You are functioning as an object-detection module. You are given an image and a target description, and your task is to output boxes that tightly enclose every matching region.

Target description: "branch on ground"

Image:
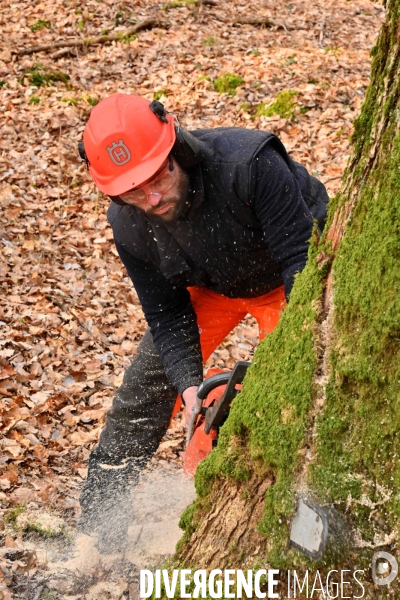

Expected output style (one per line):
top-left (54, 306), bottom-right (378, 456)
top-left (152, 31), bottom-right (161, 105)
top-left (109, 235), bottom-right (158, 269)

top-left (13, 18), bottom-right (168, 56)
top-left (213, 15), bottom-right (292, 30)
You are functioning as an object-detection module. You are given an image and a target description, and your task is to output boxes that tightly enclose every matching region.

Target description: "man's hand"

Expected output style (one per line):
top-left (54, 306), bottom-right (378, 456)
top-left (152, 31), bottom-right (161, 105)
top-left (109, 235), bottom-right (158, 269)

top-left (182, 386), bottom-right (199, 429)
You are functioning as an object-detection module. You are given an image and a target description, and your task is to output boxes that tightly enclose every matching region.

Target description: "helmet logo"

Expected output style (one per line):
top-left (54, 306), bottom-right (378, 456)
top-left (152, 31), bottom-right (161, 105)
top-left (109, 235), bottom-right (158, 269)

top-left (106, 140), bottom-right (131, 166)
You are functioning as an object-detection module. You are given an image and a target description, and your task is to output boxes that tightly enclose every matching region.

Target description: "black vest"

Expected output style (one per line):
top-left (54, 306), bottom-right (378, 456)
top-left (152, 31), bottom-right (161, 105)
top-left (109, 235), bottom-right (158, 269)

top-left (108, 128), bottom-right (328, 298)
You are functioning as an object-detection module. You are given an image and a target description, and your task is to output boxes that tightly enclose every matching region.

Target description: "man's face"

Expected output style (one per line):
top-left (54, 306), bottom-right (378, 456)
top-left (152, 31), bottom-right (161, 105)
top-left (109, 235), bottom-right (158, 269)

top-left (119, 157), bottom-right (190, 222)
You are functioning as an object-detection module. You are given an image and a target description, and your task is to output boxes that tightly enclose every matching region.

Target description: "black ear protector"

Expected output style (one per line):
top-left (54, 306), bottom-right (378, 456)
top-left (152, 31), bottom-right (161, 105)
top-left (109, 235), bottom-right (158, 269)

top-left (172, 126), bottom-right (202, 169)
top-left (149, 100), bottom-right (201, 169)
top-left (78, 141), bottom-right (89, 166)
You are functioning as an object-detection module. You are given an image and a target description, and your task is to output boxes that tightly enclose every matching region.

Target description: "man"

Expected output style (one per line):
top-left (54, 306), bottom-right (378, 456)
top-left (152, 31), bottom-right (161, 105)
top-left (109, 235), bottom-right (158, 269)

top-left (78, 93), bottom-right (328, 552)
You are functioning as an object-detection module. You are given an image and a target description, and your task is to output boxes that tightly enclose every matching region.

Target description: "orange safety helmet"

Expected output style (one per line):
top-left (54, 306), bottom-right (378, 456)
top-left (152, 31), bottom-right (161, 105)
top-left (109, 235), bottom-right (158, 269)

top-left (83, 94), bottom-right (176, 196)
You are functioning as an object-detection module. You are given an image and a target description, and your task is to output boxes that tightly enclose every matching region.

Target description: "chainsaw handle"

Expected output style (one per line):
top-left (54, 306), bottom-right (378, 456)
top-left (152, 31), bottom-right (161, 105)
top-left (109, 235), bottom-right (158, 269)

top-left (186, 373), bottom-right (230, 448)
top-left (186, 364), bottom-right (251, 447)
top-left (186, 394), bottom-right (203, 448)
top-left (196, 372), bottom-right (231, 400)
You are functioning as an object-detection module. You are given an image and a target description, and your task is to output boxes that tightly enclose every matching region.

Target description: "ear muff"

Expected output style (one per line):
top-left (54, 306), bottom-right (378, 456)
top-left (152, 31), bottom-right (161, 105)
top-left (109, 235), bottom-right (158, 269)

top-left (149, 100), bottom-right (201, 169)
top-left (78, 141), bottom-right (89, 167)
top-left (171, 127), bottom-right (201, 169)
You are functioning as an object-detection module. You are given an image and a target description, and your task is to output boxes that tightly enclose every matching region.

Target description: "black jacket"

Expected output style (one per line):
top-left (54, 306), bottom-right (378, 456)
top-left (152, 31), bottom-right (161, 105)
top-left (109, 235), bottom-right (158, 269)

top-left (108, 128), bottom-right (328, 394)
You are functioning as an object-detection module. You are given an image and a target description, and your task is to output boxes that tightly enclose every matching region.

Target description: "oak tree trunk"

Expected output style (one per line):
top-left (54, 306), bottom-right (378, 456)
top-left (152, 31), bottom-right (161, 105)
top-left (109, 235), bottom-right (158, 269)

top-left (177, 0), bottom-right (400, 594)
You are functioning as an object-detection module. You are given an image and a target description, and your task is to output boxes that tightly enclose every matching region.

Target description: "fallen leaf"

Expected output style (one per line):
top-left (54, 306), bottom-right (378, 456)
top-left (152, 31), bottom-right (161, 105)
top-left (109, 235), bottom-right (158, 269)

top-left (4, 536), bottom-right (18, 549)
top-left (33, 445), bottom-right (49, 463)
top-left (9, 487), bottom-right (37, 506)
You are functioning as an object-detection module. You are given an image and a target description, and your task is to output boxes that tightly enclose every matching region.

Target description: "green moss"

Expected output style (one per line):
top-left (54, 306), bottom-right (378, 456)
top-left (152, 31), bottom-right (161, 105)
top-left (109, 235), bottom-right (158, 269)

top-left (153, 89), bottom-right (169, 100)
top-left (20, 63), bottom-right (70, 88)
top-left (29, 95), bottom-right (40, 105)
top-left (194, 233), bottom-right (325, 561)
top-left (163, 0), bottom-right (197, 9)
top-left (202, 36), bottom-right (216, 46)
top-left (4, 504), bottom-right (26, 527)
top-left (115, 10), bottom-right (123, 25)
top-left (30, 19), bottom-right (51, 31)
top-left (178, 501), bottom-right (196, 545)
top-left (197, 75), bottom-right (211, 83)
top-left (82, 94), bottom-right (99, 106)
top-left (213, 73), bottom-right (244, 96)
top-left (118, 32), bottom-right (138, 43)
top-left (61, 97), bottom-right (78, 106)
top-left (23, 521), bottom-right (63, 538)
top-left (285, 54), bottom-right (297, 65)
top-left (351, 1), bottom-right (400, 157)
top-left (310, 129), bottom-right (400, 543)
top-left (254, 90), bottom-right (298, 119)
top-left (174, 0), bottom-right (400, 577)
top-left (4, 504), bottom-right (68, 540)
top-left (323, 46), bottom-right (341, 56)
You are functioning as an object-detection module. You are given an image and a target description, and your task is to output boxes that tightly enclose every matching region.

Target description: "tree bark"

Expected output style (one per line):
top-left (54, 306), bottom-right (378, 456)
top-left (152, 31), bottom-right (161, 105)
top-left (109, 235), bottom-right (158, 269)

top-left (177, 0), bottom-right (400, 592)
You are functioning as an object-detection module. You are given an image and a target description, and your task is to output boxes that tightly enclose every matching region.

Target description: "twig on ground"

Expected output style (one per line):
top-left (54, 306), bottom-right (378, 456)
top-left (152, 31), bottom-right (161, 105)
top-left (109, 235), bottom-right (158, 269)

top-left (212, 15), bottom-right (291, 29)
top-left (319, 21), bottom-right (325, 47)
top-left (13, 18), bottom-right (167, 56)
top-left (51, 47), bottom-right (78, 59)
top-left (323, 175), bottom-right (343, 183)
top-left (214, 16), bottom-right (276, 27)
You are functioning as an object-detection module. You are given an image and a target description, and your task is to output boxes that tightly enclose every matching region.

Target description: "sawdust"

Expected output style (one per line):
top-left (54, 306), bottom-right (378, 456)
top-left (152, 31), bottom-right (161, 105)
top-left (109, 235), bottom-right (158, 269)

top-left (2, 464), bottom-right (195, 598)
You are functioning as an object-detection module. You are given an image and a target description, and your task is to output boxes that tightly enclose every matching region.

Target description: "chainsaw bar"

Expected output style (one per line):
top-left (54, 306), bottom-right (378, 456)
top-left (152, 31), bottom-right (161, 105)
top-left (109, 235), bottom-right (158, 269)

top-left (186, 361), bottom-right (250, 447)
top-left (204, 361), bottom-right (250, 434)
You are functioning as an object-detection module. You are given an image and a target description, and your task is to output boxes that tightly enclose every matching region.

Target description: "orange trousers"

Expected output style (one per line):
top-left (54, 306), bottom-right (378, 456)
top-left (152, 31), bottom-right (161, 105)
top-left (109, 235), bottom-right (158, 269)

top-left (171, 285), bottom-right (286, 417)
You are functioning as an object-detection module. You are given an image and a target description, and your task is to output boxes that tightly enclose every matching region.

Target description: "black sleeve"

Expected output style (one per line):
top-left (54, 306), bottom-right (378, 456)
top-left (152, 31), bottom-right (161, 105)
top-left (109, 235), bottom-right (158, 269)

top-left (251, 145), bottom-right (314, 298)
top-left (115, 241), bottom-right (203, 395)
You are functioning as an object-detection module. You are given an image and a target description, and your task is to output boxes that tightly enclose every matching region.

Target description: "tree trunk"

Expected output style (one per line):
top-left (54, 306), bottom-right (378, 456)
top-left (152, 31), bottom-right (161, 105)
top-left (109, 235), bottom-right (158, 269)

top-left (177, 0), bottom-right (400, 592)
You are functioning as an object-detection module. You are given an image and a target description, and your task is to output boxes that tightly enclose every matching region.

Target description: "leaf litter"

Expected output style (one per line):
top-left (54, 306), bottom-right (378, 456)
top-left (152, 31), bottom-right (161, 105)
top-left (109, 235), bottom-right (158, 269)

top-left (0, 0), bottom-right (384, 596)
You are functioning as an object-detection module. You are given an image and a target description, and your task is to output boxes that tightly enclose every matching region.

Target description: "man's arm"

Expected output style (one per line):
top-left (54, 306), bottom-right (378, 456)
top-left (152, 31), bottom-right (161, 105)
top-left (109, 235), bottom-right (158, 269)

top-left (114, 240), bottom-right (203, 397)
top-left (250, 145), bottom-right (315, 299)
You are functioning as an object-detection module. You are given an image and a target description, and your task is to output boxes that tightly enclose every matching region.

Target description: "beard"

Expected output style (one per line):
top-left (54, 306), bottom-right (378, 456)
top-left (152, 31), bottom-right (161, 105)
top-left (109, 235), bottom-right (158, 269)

top-left (145, 169), bottom-right (191, 223)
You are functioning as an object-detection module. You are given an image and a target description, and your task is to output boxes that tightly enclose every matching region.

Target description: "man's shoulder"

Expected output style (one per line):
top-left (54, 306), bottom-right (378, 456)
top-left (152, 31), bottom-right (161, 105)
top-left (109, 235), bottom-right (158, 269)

top-left (107, 202), bottom-right (148, 230)
top-left (107, 201), bottom-right (124, 226)
top-left (190, 127), bottom-right (277, 164)
top-left (107, 202), bottom-right (153, 251)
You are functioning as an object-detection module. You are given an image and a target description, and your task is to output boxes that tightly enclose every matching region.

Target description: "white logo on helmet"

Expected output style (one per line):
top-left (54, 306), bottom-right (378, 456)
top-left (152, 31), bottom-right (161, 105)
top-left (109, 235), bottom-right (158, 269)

top-left (106, 140), bottom-right (131, 166)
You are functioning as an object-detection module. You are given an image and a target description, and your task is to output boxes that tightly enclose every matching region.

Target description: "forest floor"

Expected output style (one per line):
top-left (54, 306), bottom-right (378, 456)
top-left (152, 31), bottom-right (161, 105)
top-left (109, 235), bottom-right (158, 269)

top-left (0, 0), bottom-right (384, 597)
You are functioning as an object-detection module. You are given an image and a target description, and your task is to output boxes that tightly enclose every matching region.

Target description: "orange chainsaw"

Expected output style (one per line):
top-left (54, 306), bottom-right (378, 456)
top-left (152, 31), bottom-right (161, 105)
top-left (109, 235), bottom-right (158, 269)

top-left (184, 361), bottom-right (250, 477)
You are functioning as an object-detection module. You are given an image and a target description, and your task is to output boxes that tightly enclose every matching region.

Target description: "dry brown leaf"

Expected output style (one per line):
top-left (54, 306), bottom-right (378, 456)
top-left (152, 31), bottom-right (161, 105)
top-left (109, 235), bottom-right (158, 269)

top-left (4, 536), bottom-right (18, 549)
top-left (9, 487), bottom-right (37, 506)
top-left (38, 482), bottom-right (59, 505)
top-left (0, 471), bottom-right (18, 486)
top-left (33, 445), bottom-right (49, 463)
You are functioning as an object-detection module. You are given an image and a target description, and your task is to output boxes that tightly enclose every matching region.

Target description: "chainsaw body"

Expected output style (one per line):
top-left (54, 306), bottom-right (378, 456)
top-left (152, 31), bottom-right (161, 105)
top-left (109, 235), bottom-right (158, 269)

top-left (184, 361), bottom-right (250, 477)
